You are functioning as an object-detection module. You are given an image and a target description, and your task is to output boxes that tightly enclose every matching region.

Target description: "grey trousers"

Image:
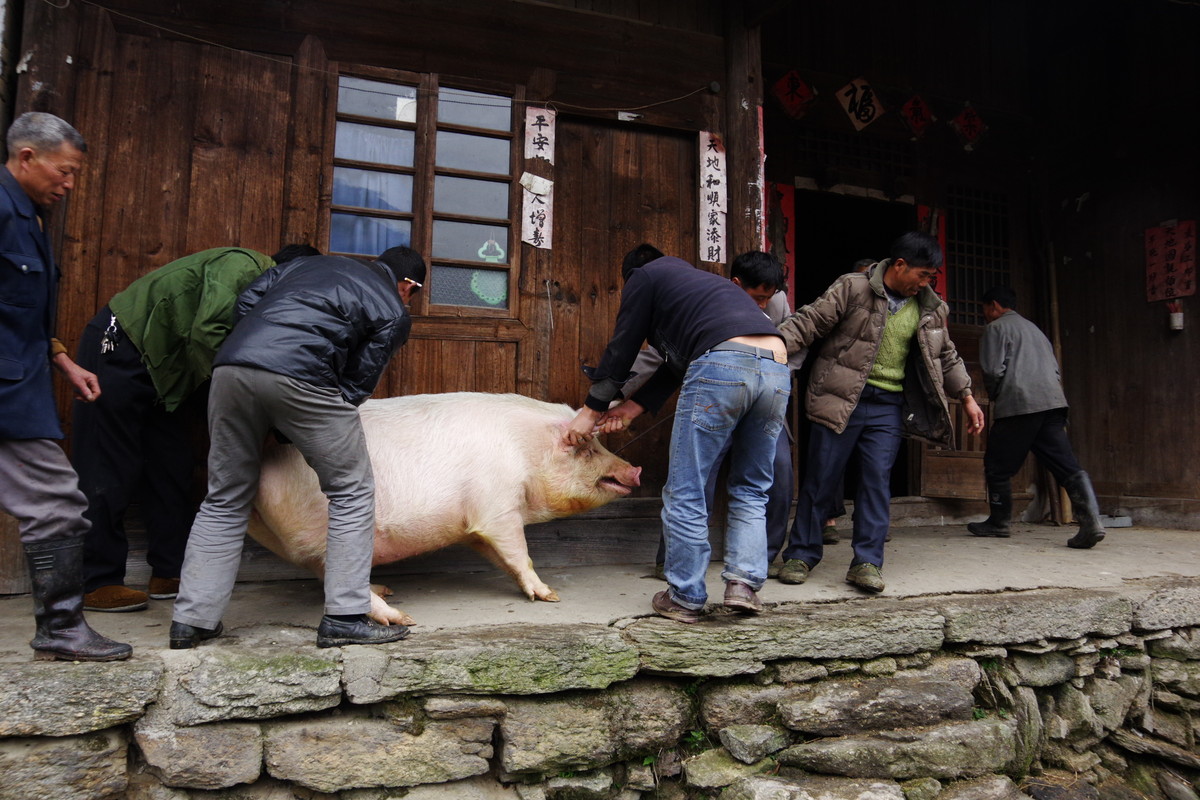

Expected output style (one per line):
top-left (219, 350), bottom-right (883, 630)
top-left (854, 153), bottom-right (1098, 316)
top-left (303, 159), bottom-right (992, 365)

top-left (172, 366), bottom-right (376, 629)
top-left (0, 438), bottom-right (90, 544)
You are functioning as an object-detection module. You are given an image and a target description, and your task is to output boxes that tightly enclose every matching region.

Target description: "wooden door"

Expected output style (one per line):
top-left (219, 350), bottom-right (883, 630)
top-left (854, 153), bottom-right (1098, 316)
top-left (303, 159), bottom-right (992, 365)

top-left (545, 118), bottom-right (700, 496)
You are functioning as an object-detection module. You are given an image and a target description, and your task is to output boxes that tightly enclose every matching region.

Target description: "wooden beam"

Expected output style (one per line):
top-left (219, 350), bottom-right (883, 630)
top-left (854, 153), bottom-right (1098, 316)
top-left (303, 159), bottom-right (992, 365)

top-left (722, 0), bottom-right (765, 260)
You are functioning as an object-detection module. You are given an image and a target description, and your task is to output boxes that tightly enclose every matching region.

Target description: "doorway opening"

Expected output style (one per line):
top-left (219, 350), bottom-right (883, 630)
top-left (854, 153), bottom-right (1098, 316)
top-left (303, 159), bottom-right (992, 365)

top-left (789, 189), bottom-right (919, 497)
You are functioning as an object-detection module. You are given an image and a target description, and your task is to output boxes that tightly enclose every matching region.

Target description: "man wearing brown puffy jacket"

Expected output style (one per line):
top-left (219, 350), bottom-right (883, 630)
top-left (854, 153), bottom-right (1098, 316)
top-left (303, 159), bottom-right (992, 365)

top-left (775, 231), bottom-right (984, 593)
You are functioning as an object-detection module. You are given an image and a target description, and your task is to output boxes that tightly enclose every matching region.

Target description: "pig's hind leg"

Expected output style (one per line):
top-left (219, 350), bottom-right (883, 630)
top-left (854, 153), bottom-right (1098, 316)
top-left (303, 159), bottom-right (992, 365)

top-left (289, 551), bottom-right (415, 627)
top-left (467, 513), bottom-right (559, 602)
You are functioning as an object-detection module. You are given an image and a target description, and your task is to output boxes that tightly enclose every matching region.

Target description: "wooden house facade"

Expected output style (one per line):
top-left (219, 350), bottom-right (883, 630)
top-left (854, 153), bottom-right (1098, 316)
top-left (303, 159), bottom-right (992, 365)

top-left (1, 0), bottom-right (1195, 589)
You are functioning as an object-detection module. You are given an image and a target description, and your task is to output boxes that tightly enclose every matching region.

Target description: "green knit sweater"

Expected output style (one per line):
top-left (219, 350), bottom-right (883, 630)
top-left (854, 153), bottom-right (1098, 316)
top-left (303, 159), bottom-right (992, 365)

top-left (867, 299), bottom-right (919, 392)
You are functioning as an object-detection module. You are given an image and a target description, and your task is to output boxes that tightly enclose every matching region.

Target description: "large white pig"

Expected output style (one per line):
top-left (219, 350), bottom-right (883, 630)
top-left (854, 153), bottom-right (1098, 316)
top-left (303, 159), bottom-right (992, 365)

top-left (248, 392), bottom-right (642, 624)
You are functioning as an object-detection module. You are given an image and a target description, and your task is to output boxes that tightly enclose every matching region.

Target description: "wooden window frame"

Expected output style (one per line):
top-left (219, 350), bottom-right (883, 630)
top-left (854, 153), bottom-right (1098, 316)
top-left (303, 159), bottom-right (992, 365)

top-left (325, 64), bottom-right (525, 321)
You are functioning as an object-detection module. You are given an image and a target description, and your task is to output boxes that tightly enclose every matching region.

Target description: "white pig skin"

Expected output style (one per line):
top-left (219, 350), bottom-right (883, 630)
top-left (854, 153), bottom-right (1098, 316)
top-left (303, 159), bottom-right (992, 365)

top-left (248, 392), bottom-right (642, 625)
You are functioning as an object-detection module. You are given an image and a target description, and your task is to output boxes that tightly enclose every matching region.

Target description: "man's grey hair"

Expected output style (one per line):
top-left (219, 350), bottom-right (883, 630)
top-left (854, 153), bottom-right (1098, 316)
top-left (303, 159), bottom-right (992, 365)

top-left (6, 112), bottom-right (87, 155)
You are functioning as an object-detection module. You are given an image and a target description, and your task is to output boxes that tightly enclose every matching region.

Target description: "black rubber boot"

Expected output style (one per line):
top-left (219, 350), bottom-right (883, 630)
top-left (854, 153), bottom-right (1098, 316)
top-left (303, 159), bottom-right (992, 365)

top-left (968, 480), bottom-right (1012, 537)
top-left (1063, 471), bottom-right (1106, 549)
top-left (25, 538), bottom-right (133, 661)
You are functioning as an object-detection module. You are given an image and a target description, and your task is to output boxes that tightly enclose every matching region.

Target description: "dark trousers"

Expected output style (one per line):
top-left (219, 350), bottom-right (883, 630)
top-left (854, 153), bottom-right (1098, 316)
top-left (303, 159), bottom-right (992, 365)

top-left (783, 385), bottom-right (903, 569)
top-left (983, 407), bottom-right (1082, 485)
top-left (72, 308), bottom-right (198, 591)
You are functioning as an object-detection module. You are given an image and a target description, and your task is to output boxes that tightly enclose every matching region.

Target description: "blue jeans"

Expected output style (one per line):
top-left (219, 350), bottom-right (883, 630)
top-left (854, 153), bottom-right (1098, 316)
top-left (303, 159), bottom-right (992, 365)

top-left (662, 350), bottom-right (790, 609)
top-left (784, 384), bottom-right (903, 570)
top-left (654, 421), bottom-right (794, 566)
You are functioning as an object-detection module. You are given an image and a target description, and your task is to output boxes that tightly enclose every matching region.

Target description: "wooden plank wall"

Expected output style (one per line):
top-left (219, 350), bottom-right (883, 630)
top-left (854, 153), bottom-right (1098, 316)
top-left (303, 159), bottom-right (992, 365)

top-left (547, 118), bottom-right (701, 495)
top-left (1039, 1), bottom-right (1199, 505)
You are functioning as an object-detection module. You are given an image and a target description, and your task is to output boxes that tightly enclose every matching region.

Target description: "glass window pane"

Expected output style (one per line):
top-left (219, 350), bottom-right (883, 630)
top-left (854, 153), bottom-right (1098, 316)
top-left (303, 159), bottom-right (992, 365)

top-left (335, 122), bottom-right (415, 168)
top-left (430, 265), bottom-right (508, 309)
top-left (433, 175), bottom-right (508, 218)
top-left (438, 87), bottom-right (511, 131)
top-left (333, 167), bottom-right (413, 213)
top-left (330, 212), bottom-right (411, 257)
top-left (432, 220), bottom-right (509, 264)
top-left (435, 131), bottom-right (509, 174)
top-left (338, 76), bottom-right (418, 122)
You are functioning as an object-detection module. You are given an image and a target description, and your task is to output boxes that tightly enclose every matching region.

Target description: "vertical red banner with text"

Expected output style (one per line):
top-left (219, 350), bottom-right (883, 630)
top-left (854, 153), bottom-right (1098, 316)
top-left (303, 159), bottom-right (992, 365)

top-left (917, 205), bottom-right (948, 302)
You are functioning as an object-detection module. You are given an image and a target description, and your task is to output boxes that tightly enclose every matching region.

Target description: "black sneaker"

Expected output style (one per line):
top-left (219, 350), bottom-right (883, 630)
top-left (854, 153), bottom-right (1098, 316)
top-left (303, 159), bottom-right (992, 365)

top-left (169, 621), bottom-right (223, 649)
top-left (316, 615), bottom-right (409, 648)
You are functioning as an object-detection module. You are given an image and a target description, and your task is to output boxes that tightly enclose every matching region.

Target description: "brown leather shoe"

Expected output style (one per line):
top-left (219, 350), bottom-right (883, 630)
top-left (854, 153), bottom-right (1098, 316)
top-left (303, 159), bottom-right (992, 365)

top-left (83, 585), bottom-right (148, 612)
top-left (723, 581), bottom-right (764, 614)
top-left (148, 576), bottom-right (180, 599)
top-left (651, 590), bottom-right (703, 624)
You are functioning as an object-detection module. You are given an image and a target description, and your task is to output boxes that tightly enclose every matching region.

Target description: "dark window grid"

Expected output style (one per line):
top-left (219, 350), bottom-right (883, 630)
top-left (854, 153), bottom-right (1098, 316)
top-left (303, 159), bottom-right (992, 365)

top-left (793, 128), bottom-right (915, 176)
top-left (946, 185), bottom-right (1011, 325)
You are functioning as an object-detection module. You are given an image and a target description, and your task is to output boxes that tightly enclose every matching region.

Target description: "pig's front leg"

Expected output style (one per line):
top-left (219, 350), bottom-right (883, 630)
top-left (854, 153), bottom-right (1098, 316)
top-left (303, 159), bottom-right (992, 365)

top-left (468, 512), bottom-right (559, 602)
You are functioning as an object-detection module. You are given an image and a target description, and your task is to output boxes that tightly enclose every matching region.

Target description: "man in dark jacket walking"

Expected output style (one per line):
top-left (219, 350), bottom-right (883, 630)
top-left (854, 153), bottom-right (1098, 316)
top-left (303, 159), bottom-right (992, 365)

top-left (967, 285), bottom-right (1104, 547)
top-left (169, 247), bottom-right (425, 649)
top-left (0, 111), bottom-right (131, 661)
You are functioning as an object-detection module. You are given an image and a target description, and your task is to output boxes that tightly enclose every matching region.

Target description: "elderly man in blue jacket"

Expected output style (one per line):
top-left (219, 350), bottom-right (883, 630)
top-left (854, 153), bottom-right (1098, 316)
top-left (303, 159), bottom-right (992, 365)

top-left (0, 111), bottom-right (131, 661)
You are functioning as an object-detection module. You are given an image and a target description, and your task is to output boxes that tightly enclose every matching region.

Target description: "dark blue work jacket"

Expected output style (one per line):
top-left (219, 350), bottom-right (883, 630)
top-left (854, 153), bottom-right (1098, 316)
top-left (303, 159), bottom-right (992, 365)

top-left (0, 166), bottom-right (64, 439)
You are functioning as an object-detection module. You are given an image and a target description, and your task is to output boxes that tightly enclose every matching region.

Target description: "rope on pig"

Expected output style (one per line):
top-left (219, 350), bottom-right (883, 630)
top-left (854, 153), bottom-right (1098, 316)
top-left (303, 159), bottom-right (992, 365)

top-left (610, 411), bottom-right (675, 454)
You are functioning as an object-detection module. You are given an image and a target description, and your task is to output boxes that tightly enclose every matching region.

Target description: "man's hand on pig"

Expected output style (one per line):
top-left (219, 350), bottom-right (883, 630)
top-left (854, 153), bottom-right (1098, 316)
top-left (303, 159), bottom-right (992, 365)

top-left (597, 399), bottom-right (644, 434)
top-left (564, 406), bottom-right (603, 446)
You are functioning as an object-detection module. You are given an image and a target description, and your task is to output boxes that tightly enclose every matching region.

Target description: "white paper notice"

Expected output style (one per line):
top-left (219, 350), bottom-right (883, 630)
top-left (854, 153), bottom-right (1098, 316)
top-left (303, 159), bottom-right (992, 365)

top-left (522, 176), bottom-right (553, 249)
top-left (524, 107), bottom-right (556, 164)
top-left (699, 131), bottom-right (727, 264)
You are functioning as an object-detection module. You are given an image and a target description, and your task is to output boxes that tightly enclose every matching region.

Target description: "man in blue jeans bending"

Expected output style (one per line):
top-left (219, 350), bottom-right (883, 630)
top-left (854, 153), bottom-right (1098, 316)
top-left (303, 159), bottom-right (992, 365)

top-left (564, 245), bottom-right (790, 622)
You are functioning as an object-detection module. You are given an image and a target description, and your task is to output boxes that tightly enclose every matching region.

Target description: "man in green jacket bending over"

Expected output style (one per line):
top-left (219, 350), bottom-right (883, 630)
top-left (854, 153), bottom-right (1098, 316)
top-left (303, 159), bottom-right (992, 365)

top-left (73, 244), bottom-right (318, 612)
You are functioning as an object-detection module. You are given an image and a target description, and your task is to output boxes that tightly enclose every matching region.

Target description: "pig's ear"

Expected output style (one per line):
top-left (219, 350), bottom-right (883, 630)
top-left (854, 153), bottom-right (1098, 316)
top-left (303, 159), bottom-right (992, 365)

top-left (555, 421), bottom-right (594, 455)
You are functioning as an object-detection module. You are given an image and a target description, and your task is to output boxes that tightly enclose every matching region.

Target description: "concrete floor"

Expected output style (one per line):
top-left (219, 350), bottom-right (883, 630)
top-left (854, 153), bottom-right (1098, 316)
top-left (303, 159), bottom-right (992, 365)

top-left (0, 522), bottom-right (1196, 661)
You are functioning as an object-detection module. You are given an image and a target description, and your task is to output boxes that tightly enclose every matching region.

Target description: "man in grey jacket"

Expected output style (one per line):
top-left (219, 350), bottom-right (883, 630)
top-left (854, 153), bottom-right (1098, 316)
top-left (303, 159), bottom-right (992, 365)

top-left (967, 286), bottom-right (1104, 548)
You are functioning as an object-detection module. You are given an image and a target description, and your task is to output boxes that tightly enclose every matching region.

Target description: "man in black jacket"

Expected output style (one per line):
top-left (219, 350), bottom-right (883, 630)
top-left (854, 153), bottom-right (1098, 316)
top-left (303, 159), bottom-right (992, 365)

top-left (169, 247), bottom-right (425, 649)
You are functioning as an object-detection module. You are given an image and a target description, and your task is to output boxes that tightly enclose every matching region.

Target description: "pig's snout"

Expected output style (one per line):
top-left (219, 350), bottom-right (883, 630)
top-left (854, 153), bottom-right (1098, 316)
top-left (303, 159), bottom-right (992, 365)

top-left (600, 464), bottom-right (642, 495)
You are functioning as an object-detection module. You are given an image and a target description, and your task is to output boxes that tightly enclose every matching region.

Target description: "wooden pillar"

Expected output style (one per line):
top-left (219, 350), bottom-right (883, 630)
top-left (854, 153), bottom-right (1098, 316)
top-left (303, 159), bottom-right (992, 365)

top-left (723, 2), bottom-right (765, 263)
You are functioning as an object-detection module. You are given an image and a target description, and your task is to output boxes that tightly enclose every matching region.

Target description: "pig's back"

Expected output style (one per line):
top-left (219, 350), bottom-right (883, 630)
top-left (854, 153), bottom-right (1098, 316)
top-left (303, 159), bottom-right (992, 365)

top-left (360, 392), bottom-right (571, 524)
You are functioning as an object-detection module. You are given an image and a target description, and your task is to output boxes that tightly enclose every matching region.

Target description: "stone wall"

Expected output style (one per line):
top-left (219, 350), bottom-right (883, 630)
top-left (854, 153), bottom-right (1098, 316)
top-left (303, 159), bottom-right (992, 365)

top-left (1, 578), bottom-right (1198, 800)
